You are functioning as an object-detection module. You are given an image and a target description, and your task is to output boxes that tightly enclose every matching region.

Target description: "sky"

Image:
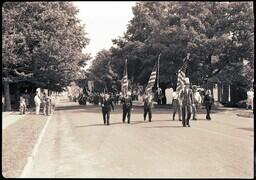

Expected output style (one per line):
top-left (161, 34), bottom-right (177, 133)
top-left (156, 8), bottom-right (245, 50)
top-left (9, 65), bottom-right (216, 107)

top-left (73, 1), bottom-right (136, 59)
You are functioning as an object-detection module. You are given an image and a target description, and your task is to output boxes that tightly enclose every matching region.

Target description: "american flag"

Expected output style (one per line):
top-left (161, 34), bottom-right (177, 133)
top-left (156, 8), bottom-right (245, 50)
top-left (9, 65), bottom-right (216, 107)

top-left (122, 59), bottom-right (128, 95)
top-left (176, 57), bottom-right (189, 94)
top-left (145, 62), bottom-right (157, 93)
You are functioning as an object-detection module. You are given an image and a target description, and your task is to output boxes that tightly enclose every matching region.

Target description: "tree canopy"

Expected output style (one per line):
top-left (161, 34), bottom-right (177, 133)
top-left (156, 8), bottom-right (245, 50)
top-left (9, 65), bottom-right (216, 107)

top-left (88, 2), bottom-right (254, 92)
top-left (2, 2), bottom-right (90, 110)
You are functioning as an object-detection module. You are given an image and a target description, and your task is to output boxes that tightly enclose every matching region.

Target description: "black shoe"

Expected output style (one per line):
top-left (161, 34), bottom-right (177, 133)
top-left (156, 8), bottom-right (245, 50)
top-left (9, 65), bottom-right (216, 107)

top-left (179, 119), bottom-right (182, 121)
top-left (149, 120), bottom-right (151, 122)
top-left (187, 124), bottom-right (191, 127)
top-left (128, 121), bottom-right (130, 124)
top-left (194, 118), bottom-right (197, 120)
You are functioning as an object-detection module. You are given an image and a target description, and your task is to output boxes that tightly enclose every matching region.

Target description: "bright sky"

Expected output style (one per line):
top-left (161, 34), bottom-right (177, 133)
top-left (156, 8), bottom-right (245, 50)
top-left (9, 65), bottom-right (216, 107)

top-left (73, 1), bottom-right (136, 59)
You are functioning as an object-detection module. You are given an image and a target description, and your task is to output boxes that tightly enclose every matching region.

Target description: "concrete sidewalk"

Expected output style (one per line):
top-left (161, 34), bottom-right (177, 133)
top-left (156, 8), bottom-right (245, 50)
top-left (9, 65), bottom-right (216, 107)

top-left (2, 111), bottom-right (31, 130)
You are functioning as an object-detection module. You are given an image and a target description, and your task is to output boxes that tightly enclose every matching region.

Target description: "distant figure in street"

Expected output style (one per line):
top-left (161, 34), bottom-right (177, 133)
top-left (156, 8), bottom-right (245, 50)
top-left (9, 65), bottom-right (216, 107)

top-left (191, 85), bottom-right (201, 120)
top-left (179, 78), bottom-right (194, 127)
top-left (172, 92), bottom-right (181, 121)
top-left (99, 93), bottom-right (114, 125)
top-left (143, 91), bottom-right (153, 122)
top-left (121, 91), bottom-right (133, 124)
top-left (247, 88), bottom-right (254, 110)
top-left (203, 89), bottom-right (214, 120)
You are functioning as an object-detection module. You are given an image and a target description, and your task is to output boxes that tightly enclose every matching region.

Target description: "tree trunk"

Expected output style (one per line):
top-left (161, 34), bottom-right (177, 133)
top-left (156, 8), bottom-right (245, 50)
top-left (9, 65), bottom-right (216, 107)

top-left (4, 81), bottom-right (11, 111)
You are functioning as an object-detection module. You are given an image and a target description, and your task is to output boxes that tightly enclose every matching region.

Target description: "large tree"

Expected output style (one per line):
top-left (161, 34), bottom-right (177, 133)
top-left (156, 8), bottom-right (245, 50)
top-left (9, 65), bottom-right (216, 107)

top-left (2, 2), bottom-right (90, 110)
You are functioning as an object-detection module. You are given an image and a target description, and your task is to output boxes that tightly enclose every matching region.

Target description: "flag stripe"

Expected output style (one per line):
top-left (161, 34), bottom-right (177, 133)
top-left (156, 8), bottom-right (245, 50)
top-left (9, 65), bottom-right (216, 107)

top-left (145, 63), bottom-right (157, 93)
top-left (176, 59), bottom-right (189, 95)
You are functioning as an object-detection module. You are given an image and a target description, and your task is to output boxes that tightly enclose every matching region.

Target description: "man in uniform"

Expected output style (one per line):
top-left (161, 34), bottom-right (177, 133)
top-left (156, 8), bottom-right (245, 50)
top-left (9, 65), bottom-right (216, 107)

top-left (99, 93), bottom-right (114, 125)
top-left (121, 91), bottom-right (133, 124)
top-left (179, 78), bottom-right (194, 127)
top-left (143, 91), bottom-right (153, 122)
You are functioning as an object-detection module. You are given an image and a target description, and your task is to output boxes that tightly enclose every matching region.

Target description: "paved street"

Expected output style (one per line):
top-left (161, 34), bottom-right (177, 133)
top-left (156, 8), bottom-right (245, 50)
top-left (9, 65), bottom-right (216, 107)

top-left (29, 98), bottom-right (254, 178)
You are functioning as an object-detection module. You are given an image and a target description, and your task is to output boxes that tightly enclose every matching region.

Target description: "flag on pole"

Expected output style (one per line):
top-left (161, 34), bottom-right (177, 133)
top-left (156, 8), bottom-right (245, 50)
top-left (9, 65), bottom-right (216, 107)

top-left (176, 55), bottom-right (189, 94)
top-left (145, 62), bottom-right (158, 93)
top-left (122, 59), bottom-right (128, 95)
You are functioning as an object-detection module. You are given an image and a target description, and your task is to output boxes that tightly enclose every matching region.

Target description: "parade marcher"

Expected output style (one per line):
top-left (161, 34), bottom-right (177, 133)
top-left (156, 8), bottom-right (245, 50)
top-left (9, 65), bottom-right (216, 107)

top-left (179, 78), bottom-right (194, 127)
top-left (34, 91), bottom-right (41, 115)
top-left (247, 88), bottom-right (254, 110)
top-left (203, 89), bottom-right (214, 120)
top-left (121, 91), bottom-right (133, 124)
top-left (99, 93), bottom-right (114, 125)
top-left (191, 85), bottom-right (201, 120)
top-left (172, 91), bottom-right (181, 121)
top-left (143, 91), bottom-right (153, 122)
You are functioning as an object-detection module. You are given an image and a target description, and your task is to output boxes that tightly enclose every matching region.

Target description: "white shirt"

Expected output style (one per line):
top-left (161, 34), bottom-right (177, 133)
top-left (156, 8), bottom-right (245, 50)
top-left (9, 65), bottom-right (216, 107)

top-left (34, 95), bottom-right (41, 104)
top-left (247, 91), bottom-right (253, 99)
top-left (194, 92), bottom-right (201, 103)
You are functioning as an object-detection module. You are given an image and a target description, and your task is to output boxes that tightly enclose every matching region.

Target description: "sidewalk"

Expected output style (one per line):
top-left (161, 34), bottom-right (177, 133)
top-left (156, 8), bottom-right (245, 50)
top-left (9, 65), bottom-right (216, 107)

top-left (2, 111), bottom-right (33, 130)
top-left (2, 97), bottom-right (61, 178)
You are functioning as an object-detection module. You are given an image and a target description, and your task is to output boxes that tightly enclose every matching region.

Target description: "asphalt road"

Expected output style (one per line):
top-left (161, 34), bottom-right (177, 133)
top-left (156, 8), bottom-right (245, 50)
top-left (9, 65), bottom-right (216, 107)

top-left (29, 98), bottom-right (254, 178)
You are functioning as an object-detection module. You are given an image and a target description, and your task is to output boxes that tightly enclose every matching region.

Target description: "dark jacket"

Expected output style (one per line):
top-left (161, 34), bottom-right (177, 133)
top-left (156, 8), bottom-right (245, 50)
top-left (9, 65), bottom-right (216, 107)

top-left (203, 94), bottom-right (214, 106)
top-left (121, 96), bottom-right (133, 110)
top-left (100, 97), bottom-right (114, 112)
top-left (179, 88), bottom-right (194, 106)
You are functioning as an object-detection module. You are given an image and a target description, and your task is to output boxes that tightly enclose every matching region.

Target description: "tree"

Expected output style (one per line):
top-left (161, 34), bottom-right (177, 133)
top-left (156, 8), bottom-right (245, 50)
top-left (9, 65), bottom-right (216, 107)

top-left (2, 2), bottom-right (90, 110)
top-left (88, 2), bottom-right (254, 95)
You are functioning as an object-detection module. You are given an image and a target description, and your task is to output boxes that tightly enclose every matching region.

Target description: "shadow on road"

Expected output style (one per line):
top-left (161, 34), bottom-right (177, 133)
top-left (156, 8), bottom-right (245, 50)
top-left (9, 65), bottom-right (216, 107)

top-left (75, 121), bottom-right (124, 128)
top-left (237, 127), bottom-right (254, 132)
top-left (142, 125), bottom-right (183, 128)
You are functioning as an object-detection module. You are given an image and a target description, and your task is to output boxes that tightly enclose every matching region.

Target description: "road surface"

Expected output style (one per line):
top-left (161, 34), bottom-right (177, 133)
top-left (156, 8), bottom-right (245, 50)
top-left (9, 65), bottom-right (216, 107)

top-left (29, 98), bottom-right (254, 178)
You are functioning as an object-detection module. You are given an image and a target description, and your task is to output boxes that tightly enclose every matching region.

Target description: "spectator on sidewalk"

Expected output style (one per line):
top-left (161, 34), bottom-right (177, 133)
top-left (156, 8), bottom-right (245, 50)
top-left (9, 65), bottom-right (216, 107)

top-left (2, 95), bottom-right (5, 112)
top-left (34, 91), bottom-right (41, 115)
top-left (247, 88), bottom-right (254, 110)
top-left (19, 96), bottom-right (27, 115)
top-left (42, 92), bottom-right (50, 115)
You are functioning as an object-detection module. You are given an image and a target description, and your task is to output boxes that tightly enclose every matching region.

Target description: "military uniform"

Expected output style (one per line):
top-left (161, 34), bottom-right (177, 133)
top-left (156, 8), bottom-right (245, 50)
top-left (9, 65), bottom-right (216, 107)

top-left (179, 86), bottom-right (194, 127)
top-left (121, 95), bottom-right (133, 123)
top-left (100, 95), bottom-right (114, 125)
top-left (143, 94), bottom-right (153, 122)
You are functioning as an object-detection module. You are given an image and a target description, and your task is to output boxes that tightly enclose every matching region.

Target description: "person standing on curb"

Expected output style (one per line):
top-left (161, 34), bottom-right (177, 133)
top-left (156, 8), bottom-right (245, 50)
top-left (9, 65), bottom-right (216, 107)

top-left (143, 91), bottom-right (153, 122)
top-left (34, 91), bottom-right (41, 115)
top-left (203, 89), bottom-right (214, 120)
top-left (121, 91), bottom-right (133, 124)
top-left (172, 91), bottom-right (181, 121)
top-left (99, 93), bottom-right (114, 125)
top-left (247, 88), bottom-right (254, 110)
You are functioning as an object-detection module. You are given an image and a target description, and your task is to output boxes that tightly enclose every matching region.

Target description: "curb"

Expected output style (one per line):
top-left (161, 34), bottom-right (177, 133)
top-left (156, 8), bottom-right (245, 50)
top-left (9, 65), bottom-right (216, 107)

top-left (19, 108), bottom-right (55, 178)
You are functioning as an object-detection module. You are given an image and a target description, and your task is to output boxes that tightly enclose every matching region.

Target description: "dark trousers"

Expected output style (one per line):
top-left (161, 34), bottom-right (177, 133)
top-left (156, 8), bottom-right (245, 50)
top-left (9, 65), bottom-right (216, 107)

top-left (206, 105), bottom-right (211, 119)
top-left (182, 105), bottom-right (191, 126)
top-left (102, 110), bottom-right (110, 125)
top-left (144, 107), bottom-right (152, 122)
top-left (123, 108), bottom-right (131, 123)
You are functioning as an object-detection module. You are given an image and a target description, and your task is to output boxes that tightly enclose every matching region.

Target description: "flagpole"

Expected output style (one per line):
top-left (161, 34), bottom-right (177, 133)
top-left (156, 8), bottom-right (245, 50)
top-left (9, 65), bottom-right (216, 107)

top-left (157, 53), bottom-right (161, 89)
